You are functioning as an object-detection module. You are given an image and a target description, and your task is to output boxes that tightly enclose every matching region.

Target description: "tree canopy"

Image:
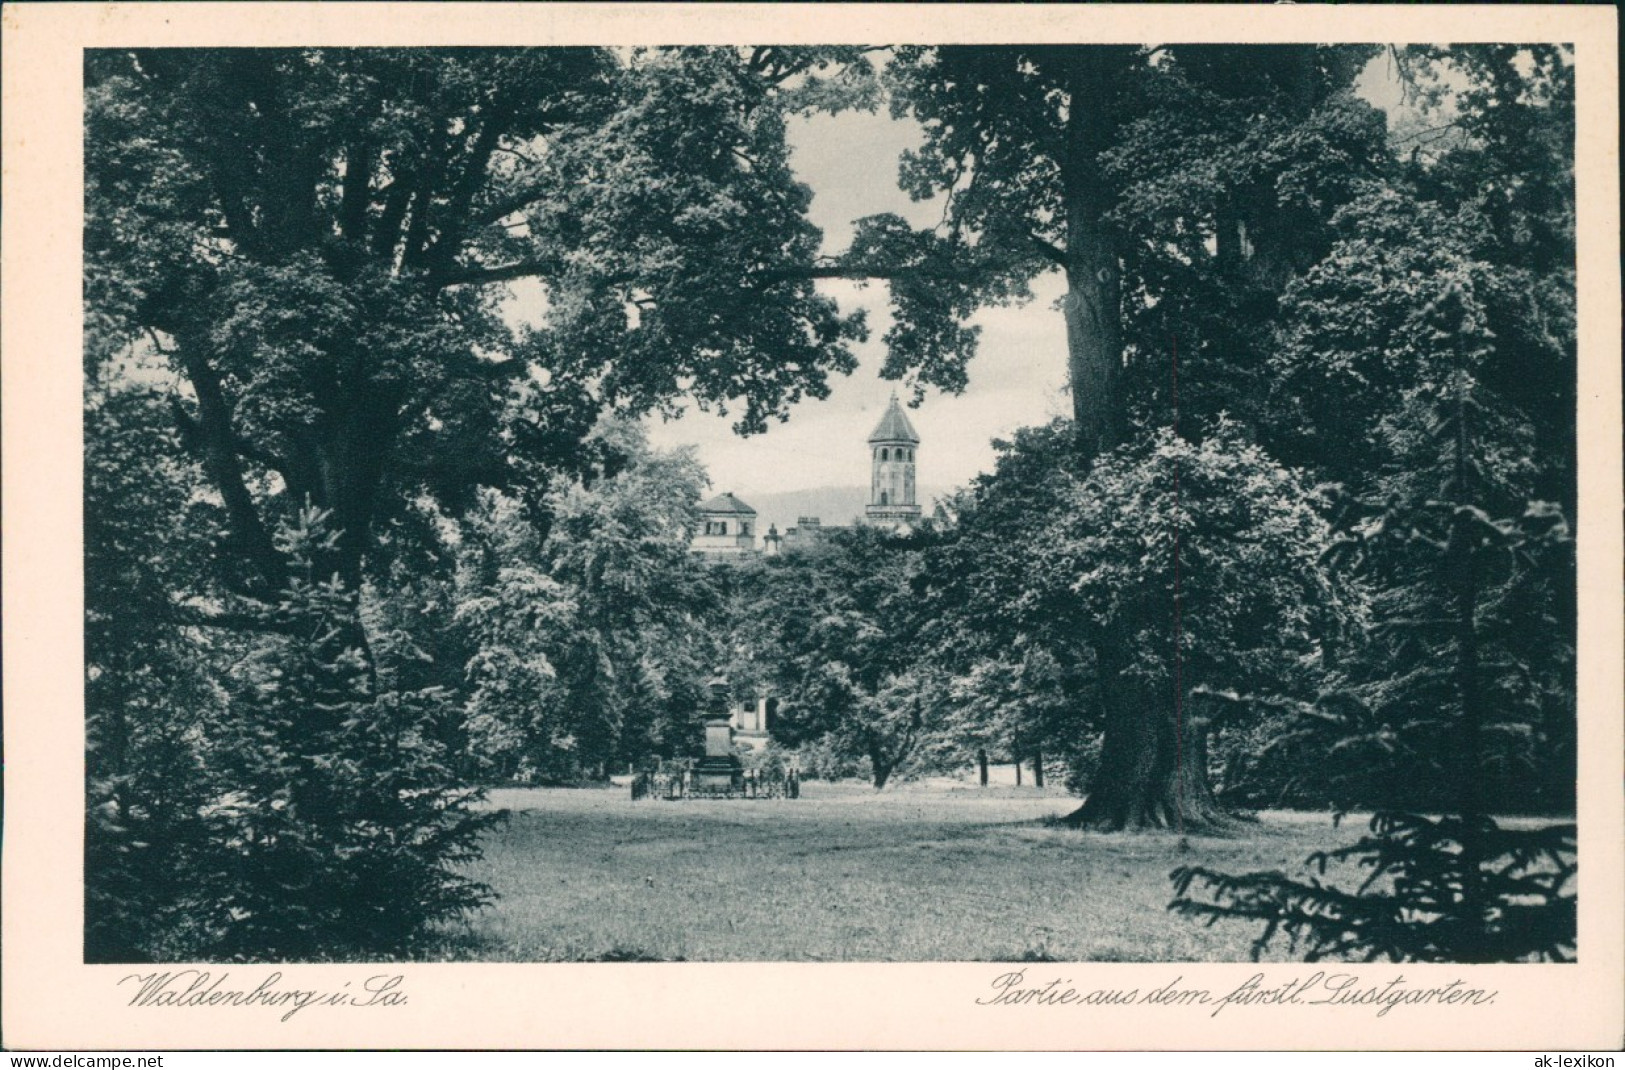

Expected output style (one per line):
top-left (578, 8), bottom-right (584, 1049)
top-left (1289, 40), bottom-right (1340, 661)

top-left (84, 43), bottom-right (1577, 961)
top-left (84, 44), bottom-right (888, 959)
top-left (87, 46), bottom-right (877, 599)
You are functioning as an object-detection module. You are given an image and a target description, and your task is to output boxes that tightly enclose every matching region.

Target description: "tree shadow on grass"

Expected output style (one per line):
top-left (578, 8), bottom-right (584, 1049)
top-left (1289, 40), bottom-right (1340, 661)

top-left (1033, 811), bottom-right (1258, 841)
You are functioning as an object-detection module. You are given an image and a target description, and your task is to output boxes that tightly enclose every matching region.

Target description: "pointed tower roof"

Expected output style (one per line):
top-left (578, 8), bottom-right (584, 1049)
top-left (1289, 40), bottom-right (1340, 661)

top-left (867, 393), bottom-right (920, 444)
top-left (696, 491), bottom-right (756, 516)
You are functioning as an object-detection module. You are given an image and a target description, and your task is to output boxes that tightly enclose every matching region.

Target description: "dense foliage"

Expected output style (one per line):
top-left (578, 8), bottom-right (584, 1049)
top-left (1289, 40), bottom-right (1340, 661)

top-left (86, 42), bottom-right (1576, 964)
top-left (733, 527), bottom-right (941, 789)
top-left (84, 44), bottom-right (880, 960)
top-left (85, 382), bottom-right (231, 961)
top-left (209, 507), bottom-right (501, 960)
top-left (1167, 45), bottom-right (1576, 961)
top-left (1172, 814), bottom-right (1576, 963)
top-left (455, 422), bottom-right (718, 782)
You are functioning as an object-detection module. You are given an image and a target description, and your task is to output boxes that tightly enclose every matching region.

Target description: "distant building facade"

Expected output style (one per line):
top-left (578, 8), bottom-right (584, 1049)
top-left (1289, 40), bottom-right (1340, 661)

top-left (775, 516), bottom-right (830, 555)
top-left (690, 491), bottom-right (759, 561)
top-left (689, 394), bottom-right (924, 562)
top-left (864, 394), bottom-right (922, 531)
top-left (687, 397), bottom-right (923, 742)
top-left (730, 695), bottom-right (777, 750)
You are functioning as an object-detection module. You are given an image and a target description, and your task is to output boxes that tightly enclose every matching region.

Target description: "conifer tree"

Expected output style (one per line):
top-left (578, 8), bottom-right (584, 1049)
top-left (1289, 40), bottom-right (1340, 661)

top-left (1170, 69), bottom-right (1577, 954)
top-left (213, 506), bottom-right (500, 959)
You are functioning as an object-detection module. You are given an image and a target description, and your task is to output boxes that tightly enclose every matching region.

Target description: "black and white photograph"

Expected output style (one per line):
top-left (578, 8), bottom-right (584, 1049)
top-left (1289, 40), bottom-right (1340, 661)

top-left (4, 1), bottom-right (1622, 1053)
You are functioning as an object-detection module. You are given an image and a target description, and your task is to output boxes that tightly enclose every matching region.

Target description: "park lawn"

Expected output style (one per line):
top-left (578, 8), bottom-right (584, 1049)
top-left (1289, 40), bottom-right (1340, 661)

top-left (422, 780), bottom-right (1383, 963)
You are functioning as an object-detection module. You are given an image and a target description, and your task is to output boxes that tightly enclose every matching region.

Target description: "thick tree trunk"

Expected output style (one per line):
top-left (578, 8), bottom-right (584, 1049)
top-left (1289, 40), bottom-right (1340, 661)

top-left (175, 338), bottom-right (285, 593)
top-left (1033, 748), bottom-right (1045, 788)
top-left (1064, 670), bottom-right (1229, 832)
top-left (978, 748), bottom-right (989, 787)
top-left (1053, 49), bottom-right (1231, 832)
top-left (1060, 48), bottom-right (1126, 462)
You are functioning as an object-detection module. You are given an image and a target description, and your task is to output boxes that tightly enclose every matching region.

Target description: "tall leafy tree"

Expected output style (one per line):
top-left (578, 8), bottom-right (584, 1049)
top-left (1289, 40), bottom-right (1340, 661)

top-left (741, 528), bottom-right (939, 789)
top-left (455, 421), bottom-right (717, 781)
top-left (1048, 425), bottom-right (1360, 830)
top-left (845, 46), bottom-right (1382, 827)
top-left (87, 46), bottom-right (873, 606)
top-left (928, 420), bottom-right (1357, 828)
top-left (84, 45), bottom-right (877, 954)
top-left (845, 46), bottom-right (1377, 446)
top-left (1172, 47), bottom-right (1576, 961)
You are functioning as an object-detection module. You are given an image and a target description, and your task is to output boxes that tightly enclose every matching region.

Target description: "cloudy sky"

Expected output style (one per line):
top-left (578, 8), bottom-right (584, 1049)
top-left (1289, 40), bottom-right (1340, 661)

top-left (642, 103), bottom-right (1074, 501)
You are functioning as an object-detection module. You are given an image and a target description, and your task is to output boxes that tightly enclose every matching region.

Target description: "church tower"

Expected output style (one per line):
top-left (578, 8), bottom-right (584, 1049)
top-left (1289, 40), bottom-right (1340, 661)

top-left (865, 393), bottom-right (922, 530)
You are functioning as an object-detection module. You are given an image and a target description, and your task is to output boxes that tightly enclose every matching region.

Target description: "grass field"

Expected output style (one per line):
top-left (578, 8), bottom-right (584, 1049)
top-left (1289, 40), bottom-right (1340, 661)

top-left (424, 780), bottom-right (1392, 963)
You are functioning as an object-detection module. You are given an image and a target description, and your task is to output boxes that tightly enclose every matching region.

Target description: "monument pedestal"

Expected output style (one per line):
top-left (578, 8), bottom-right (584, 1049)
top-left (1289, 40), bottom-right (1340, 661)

top-left (694, 713), bottom-right (742, 791)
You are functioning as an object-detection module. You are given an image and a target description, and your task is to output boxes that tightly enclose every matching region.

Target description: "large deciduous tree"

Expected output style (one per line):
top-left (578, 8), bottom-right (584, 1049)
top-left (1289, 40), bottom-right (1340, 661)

top-left (922, 417), bottom-right (1357, 828)
top-left (740, 528), bottom-right (939, 790)
top-left (455, 421), bottom-right (717, 782)
top-left (84, 45), bottom-right (878, 955)
top-left (1041, 423), bottom-right (1359, 829)
top-left (845, 45), bottom-right (1382, 828)
top-left (88, 46), bottom-right (873, 604)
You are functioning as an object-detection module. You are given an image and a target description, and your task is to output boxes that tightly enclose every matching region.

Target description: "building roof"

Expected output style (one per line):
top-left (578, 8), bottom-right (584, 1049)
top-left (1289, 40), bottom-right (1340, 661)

top-left (696, 491), bottom-right (757, 516)
top-left (867, 394), bottom-right (921, 444)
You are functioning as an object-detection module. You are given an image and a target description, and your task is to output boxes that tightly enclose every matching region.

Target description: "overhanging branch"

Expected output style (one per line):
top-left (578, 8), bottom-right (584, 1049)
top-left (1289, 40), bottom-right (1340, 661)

top-left (1028, 232), bottom-right (1068, 268)
top-left (434, 257), bottom-right (566, 288)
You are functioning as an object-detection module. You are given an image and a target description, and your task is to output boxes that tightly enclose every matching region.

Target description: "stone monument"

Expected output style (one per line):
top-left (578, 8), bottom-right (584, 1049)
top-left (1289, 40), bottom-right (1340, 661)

top-left (694, 674), bottom-right (743, 792)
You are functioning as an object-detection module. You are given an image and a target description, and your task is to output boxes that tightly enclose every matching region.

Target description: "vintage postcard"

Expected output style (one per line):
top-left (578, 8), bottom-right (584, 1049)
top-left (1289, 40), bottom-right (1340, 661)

top-left (3, 2), bottom-right (1620, 1051)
